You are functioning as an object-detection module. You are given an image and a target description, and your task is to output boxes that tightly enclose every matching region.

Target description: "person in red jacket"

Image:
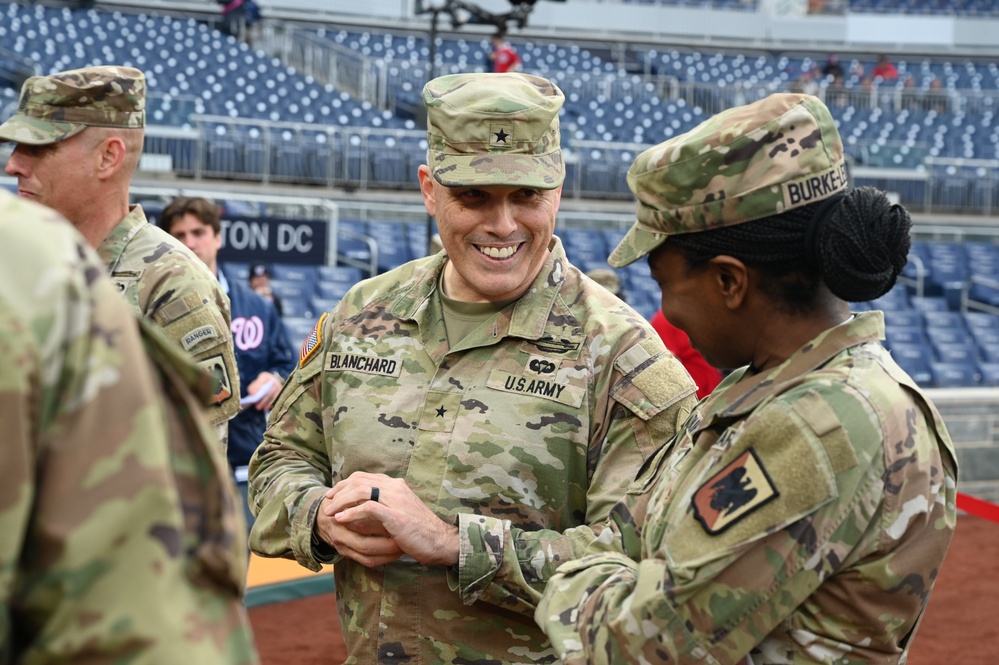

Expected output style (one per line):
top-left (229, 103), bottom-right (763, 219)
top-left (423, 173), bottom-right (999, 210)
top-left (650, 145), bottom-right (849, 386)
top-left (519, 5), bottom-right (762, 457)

top-left (872, 54), bottom-right (898, 82)
top-left (489, 32), bottom-right (522, 73)
top-left (651, 309), bottom-right (722, 399)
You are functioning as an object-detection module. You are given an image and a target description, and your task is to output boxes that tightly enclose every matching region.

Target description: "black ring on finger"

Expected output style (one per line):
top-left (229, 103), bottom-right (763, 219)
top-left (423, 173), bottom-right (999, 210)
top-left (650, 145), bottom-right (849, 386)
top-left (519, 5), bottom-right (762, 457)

top-left (370, 486), bottom-right (380, 502)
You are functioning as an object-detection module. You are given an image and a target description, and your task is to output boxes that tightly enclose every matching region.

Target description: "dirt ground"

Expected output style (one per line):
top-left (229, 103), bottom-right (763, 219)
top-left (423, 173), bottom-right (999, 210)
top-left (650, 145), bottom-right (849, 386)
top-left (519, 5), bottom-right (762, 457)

top-left (249, 514), bottom-right (997, 664)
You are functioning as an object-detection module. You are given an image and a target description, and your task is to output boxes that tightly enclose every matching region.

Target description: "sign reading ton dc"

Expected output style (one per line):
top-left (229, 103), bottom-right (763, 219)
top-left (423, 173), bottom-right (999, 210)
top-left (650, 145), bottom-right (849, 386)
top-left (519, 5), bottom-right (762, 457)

top-left (218, 216), bottom-right (328, 265)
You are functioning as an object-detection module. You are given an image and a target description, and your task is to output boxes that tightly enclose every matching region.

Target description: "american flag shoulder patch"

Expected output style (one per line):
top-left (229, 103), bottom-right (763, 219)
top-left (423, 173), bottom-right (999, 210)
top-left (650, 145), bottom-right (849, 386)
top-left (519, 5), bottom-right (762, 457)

top-left (299, 312), bottom-right (328, 367)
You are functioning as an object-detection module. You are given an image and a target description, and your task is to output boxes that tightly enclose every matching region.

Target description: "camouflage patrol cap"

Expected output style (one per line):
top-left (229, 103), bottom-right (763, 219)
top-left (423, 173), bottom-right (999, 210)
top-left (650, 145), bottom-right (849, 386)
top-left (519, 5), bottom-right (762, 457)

top-left (585, 268), bottom-right (621, 296)
top-left (0, 65), bottom-right (145, 146)
top-left (423, 72), bottom-right (564, 189)
top-left (608, 93), bottom-right (847, 268)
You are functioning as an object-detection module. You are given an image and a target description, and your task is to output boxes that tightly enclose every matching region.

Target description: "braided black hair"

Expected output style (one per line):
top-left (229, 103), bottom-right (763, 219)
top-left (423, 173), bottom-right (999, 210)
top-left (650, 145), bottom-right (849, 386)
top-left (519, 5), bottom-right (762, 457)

top-left (667, 187), bottom-right (911, 314)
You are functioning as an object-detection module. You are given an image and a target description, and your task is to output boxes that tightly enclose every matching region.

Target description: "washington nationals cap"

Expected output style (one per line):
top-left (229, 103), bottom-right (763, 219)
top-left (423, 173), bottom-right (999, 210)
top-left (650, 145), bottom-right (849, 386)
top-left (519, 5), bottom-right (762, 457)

top-left (423, 72), bottom-right (564, 189)
top-left (609, 93), bottom-right (847, 268)
top-left (0, 65), bottom-right (146, 146)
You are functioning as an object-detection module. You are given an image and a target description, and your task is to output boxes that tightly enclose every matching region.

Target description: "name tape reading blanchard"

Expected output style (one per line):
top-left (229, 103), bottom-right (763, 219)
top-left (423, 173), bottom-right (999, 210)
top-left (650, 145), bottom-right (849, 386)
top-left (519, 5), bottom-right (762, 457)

top-left (326, 352), bottom-right (403, 377)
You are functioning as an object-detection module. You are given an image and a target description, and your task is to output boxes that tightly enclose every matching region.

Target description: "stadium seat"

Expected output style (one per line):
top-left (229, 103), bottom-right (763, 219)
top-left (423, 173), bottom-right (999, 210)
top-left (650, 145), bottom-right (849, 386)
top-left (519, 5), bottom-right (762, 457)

top-left (315, 281), bottom-right (353, 300)
top-left (317, 265), bottom-right (364, 283)
top-left (269, 278), bottom-right (313, 301)
top-left (271, 264), bottom-right (318, 285)
top-left (978, 362), bottom-right (999, 387)
top-left (888, 342), bottom-right (933, 385)
top-left (929, 360), bottom-right (980, 387)
top-left (283, 316), bottom-right (318, 347)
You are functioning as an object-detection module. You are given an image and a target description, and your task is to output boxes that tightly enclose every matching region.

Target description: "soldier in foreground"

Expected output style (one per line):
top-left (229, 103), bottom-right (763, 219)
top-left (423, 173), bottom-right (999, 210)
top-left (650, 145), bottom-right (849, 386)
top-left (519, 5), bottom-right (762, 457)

top-left (247, 72), bottom-right (698, 663)
top-left (536, 93), bottom-right (958, 664)
top-left (0, 190), bottom-right (258, 664)
top-left (0, 65), bottom-right (239, 449)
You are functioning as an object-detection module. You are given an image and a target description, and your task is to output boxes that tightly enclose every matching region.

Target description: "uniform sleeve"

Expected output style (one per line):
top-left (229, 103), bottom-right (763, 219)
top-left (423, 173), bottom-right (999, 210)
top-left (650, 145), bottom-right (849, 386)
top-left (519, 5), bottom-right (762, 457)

top-left (0, 243), bottom-right (257, 663)
top-left (535, 386), bottom-right (955, 665)
top-left (0, 311), bottom-right (35, 654)
top-left (456, 340), bottom-right (697, 615)
top-left (145, 268), bottom-right (240, 448)
top-left (246, 314), bottom-right (335, 572)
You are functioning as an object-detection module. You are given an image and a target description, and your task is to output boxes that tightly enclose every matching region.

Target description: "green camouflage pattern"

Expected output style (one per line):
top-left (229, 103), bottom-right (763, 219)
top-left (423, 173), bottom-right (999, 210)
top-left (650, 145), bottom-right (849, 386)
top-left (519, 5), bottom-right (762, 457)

top-left (424, 72), bottom-right (565, 189)
top-left (0, 65), bottom-right (145, 146)
top-left (0, 190), bottom-right (257, 664)
top-left (609, 93), bottom-right (847, 268)
top-left (536, 311), bottom-right (959, 664)
top-left (98, 205), bottom-right (240, 450)
top-left (248, 237), bottom-right (697, 664)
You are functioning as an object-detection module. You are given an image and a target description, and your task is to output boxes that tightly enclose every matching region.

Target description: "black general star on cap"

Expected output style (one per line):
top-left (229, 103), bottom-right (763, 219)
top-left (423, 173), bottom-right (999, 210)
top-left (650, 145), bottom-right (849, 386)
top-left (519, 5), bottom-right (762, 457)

top-left (493, 128), bottom-right (510, 143)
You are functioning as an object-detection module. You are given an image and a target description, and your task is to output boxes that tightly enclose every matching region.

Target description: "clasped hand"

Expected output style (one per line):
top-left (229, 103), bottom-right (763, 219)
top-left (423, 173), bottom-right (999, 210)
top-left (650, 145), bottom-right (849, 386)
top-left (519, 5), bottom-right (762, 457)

top-left (313, 471), bottom-right (459, 569)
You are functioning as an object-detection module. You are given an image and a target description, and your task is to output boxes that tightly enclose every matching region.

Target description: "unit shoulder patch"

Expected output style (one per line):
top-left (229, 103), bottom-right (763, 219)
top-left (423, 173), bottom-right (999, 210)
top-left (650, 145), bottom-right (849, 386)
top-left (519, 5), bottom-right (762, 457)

top-left (692, 447), bottom-right (779, 535)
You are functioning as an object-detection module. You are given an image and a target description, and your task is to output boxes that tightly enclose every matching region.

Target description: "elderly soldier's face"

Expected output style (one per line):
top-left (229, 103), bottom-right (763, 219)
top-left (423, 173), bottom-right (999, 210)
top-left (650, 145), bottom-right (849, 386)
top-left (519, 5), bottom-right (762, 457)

top-left (5, 134), bottom-right (93, 224)
top-left (419, 166), bottom-right (561, 302)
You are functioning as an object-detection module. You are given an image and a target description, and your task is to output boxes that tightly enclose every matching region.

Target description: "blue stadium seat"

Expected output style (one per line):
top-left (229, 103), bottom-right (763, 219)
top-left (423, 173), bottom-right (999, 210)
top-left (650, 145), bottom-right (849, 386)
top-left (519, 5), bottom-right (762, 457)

top-left (283, 317), bottom-right (318, 347)
top-left (929, 361), bottom-right (980, 387)
top-left (315, 281), bottom-right (353, 300)
top-left (310, 296), bottom-right (341, 316)
top-left (925, 326), bottom-right (972, 347)
top-left (933, 341), bottom-right (978, 364)
top-left (883, 310), bottom-right (923, 328)
top-left (886, 325), bottom-right (928, 346)
top-left (317, 265), bottom-right (364, 283)
top-left (909, 296), bottom-right (951, 312)
top-left (979, 362), bottom-right (999, 387)
top-left (888, 341), bottom-right (933, 385)
top-left (269, 279), bottom-right (313, 301)
top-left (271, 264), bottom-right (318, 285)
top-left (277, 295), bottom-right (313, 319)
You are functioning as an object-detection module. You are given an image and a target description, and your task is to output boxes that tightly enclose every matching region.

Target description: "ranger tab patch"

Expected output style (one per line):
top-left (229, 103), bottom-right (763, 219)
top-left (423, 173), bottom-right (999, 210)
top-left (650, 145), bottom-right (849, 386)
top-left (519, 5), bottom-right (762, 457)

top-left (300, 312), bottom-right (327, 367)
top-left (692, 448), bottom-right (779, 535)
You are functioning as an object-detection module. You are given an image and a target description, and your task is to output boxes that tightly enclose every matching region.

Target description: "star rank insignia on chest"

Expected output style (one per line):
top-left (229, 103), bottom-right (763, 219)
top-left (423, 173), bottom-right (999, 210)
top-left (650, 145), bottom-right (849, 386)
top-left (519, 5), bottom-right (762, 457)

top-left (692, 448), bottom-right (779, 535)
top-left (299, 312), bottom-right (327, 367)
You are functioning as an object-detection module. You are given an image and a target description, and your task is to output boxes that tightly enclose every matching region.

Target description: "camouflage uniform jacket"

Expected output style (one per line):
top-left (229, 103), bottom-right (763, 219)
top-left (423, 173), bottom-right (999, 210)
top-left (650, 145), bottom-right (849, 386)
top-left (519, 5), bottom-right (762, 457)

top-left (537, 311), bottom-right (959, 665)
top-left (97, 204), bottom-right (240, 448)
top-left (249, 237), bottom-right (698, 664)
top-left (0, 193), bottom-right (258, 664)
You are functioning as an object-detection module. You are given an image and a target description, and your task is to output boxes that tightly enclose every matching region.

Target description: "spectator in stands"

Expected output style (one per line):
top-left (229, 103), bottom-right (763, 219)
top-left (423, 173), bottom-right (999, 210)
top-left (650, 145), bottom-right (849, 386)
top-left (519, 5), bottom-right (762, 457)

top-left (217, 0), bottom-right (260, 43)
top-left (872, 53), bottom-right (899, 81)
top-left (250, 262), bottom-right (284, 316)
top-left (0, 189), bottom-right (258, 664)
top-left (488, 31), bottom-right (522, 73)
top-left (923, 75), bottom-right (949, 113)
top-left (536, 92), bottom-right (957, 664)
top-left (0, 65), bottom-right (239, 451)
top-left (160, 196), bottom-right (296, 525)
top-left (247, 72), bottom-right (698, 665)
top-left (820, 53), bottom-right (844, 80)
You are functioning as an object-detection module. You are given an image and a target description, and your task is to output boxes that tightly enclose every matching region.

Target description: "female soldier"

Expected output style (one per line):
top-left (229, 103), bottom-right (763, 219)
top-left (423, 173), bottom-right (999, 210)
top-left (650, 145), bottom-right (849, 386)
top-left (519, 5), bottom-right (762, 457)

top-left (536, 93), bottom-right (958, 665)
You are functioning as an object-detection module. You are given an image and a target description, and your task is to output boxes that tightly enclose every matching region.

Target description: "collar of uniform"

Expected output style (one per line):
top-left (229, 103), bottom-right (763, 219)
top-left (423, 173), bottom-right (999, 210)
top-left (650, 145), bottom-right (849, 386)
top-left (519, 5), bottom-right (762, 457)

top-left (506, 235), bottom-right (567, 340)
top-left (389, 236), bottom-right (567, 340)
top-left (96, 204), bottom-right (148, 272)
top-left (694, 310), bottom-right (886, 428)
